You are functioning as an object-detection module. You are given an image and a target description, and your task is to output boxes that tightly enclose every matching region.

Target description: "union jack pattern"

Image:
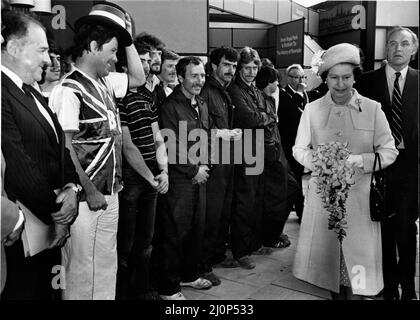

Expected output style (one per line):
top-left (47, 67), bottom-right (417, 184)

top-left (61, 70), bottom-right (122, 197)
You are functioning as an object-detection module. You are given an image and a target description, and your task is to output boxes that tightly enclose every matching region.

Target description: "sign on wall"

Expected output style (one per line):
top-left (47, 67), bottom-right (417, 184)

top-left (274, 18), bottom-right (304, 68)
top-left (319, 1), bottom-right (366, 36)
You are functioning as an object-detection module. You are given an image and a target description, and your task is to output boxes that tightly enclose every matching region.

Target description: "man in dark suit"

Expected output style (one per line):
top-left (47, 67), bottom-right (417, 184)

top-left (1, 11), bottom-right (79, 299)
top-left (1, 152), bottom-right (23, 294)
top-left (277, 64), bottom-right (310, 224)
top-left (1, 195), bottom-right (21, 294)
top-left (356, 26), bottom-right (419, 300)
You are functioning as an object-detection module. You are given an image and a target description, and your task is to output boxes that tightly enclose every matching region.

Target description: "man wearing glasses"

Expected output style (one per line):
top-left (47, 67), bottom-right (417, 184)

top-left (277, 64), bottom-right (309, 224)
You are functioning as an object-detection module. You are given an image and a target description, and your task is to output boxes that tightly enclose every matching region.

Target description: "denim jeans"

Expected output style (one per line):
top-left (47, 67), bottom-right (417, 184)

top-left (116, 165), bottom-right (158, 299)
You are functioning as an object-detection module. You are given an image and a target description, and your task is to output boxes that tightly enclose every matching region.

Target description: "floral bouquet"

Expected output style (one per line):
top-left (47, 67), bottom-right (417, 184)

top-left (312, 141), bottom-right (355, 242)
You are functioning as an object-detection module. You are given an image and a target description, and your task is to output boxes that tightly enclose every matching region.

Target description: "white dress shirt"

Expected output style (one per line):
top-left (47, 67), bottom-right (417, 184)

top-left (1, 65), bottom-right (59, 143)
top-left (385, 64), bottom-right (408, 149)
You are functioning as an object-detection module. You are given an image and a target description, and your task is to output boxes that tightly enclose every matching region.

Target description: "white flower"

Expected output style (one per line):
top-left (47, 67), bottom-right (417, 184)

top-left (311, 50), bottom-right (326, 76)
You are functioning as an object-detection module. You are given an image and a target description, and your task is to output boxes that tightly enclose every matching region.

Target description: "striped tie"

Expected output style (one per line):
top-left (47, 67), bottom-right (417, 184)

top-left (390, 72), bottom-right (403, 146)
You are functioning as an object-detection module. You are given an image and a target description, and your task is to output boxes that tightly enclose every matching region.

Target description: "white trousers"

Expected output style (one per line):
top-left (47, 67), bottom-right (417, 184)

top-left (61, 194), bottom-right (119, 300)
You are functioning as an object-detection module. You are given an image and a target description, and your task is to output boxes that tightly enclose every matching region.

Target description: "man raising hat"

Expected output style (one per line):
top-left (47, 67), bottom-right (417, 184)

top-left (49, 1), bottom-right (145, 300)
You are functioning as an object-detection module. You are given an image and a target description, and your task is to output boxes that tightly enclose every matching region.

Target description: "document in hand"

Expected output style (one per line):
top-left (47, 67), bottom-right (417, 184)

top-left (17, 201), bottom-right (53, 257)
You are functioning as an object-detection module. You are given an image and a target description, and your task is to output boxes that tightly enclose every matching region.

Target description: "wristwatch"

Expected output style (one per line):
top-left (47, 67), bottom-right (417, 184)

top-left (64, 184), bottom-right (83, 196)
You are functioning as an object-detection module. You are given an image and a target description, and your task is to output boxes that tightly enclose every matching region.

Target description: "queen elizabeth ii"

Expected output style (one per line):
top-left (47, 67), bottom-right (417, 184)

top-left (292, 43), bottom-right (398, 300)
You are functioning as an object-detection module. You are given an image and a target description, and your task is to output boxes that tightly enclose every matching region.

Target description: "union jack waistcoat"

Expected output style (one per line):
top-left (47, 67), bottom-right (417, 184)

top-left (61, 70), bottom-right (122, 197)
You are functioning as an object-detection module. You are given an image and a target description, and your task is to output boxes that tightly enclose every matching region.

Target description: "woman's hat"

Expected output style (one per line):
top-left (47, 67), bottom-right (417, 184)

top-left (74, 2), bottom-right (132, 46)
top-left (318, 43), bottom-right (360, 75)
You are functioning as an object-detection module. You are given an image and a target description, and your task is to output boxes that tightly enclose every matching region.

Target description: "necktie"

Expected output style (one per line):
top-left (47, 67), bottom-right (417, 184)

top-left (390, 72), bottom-right (403, 146)
top-left (22, 83), bottom-right (35, 98)
top-left (22, 83), bottom-right (60, 143)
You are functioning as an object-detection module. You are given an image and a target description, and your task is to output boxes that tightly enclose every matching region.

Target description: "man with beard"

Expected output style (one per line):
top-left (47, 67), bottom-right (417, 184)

top-left (158, 56), bottom-right (213, 300)
top-left (199, 47), bottom-right (240, 284)
top-left (228, 47), bottom-right (276, 269)
top-left (1, 10), bottom-right (79, 299)
top-left (116, 40), bottom-right (169, 300)
top-left (49, 3), bottom-right (145, 299)
top-left (134, 32), bottom-right (166, 106)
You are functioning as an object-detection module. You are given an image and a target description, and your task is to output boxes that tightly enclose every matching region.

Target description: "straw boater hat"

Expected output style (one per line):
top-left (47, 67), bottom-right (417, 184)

top-left (318, 43), bottom-right (360, 75)
top-left (74, 2), bottom-right (132, 47)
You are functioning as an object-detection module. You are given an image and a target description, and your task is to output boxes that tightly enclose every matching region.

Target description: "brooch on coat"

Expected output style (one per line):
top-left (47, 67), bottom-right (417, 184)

top-left (355, 98), bottom-right (362, 112)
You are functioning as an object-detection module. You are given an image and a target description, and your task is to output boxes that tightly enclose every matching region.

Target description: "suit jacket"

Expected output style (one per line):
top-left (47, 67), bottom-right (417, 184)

top-left (1, 153), bottom-right (20, 293)
top-left (1, 196), bottom-right (20, 294)
top-left (356, 66), bottom-right (418, 184)
top-left (1, 72), bottom-right (78, 225)
top-left (277, 85), bottom-right (309, 169)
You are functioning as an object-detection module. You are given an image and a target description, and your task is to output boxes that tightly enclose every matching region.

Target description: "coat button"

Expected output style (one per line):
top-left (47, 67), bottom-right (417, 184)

top-left (335, 131), bottom-right (343, 137)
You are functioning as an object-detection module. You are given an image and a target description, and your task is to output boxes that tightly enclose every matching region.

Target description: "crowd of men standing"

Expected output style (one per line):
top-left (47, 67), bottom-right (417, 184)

top-left (1, 0), bottom-right (418, 301)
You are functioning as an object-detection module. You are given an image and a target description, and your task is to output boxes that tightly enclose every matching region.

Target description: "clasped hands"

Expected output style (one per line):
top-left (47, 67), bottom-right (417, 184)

top-left (49, 186), bottom-right (79, 248)
top-left (192, 165), bottom-right (210, 185)
top-left (151, 171), bottom-right (169, 194)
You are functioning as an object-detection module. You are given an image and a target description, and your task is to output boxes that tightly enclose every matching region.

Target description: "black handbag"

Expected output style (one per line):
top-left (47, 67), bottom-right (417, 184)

top-left (369, 152), bottom-right (392, 221)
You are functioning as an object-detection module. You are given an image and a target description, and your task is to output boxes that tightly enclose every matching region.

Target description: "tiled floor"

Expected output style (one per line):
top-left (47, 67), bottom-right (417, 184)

top-left (182, 214), bottom-right (420, 300)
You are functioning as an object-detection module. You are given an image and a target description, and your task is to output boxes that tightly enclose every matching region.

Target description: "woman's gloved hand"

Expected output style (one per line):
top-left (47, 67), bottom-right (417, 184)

top-left (346, 154), bottom-right (364, 168)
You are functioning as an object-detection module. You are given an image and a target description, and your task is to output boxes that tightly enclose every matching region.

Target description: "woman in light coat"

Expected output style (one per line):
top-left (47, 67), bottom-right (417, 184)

top-left (292, 43), bottom-right (398, 299)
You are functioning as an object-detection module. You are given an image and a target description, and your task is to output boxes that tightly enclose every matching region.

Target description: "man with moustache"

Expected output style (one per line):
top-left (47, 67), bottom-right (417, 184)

top-left (228, 47), bottom-right (277, 269)
top-left (157, 49), bottom-right (180, 98)
top-left (158, 56), bottom-right (213, 300)
top-left (356, 26), bottom-right (419, 300)
top-left (116, 40), bottom-right (169, 300)
top-left (1, 10), bottom-right (79, 299)
top-left (49, 3), bottom-right (145, 299)
top-left (199, 47), bottom-right (240, 283)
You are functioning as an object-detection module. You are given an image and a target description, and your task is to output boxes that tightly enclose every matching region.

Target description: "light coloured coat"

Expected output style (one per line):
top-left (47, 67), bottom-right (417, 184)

top-left (292, 89), bottom-right (398, 295)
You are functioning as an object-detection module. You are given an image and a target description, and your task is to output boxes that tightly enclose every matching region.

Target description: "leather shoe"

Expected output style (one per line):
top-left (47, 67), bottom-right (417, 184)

top-left (180, 277), bottom-right (212, 290)
top-left (214, 256), bottom-right (240, 268)
top-left (202, 272), bottom-right (221, 286)
top-left (236, 256), bottom-right (256, 269)
top-left (160, 292), bottom-right (186, 300)
top-left (252, 246), bottom-right (273, 255)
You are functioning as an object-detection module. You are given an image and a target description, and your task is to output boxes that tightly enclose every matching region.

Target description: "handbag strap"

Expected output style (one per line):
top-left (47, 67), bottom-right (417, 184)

top-left (371, 152), bottom-right (382, 184)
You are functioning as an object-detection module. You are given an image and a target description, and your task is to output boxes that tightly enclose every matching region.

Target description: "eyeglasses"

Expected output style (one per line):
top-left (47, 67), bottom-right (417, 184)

top-left (288, 75), bottom-right (307, 80)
